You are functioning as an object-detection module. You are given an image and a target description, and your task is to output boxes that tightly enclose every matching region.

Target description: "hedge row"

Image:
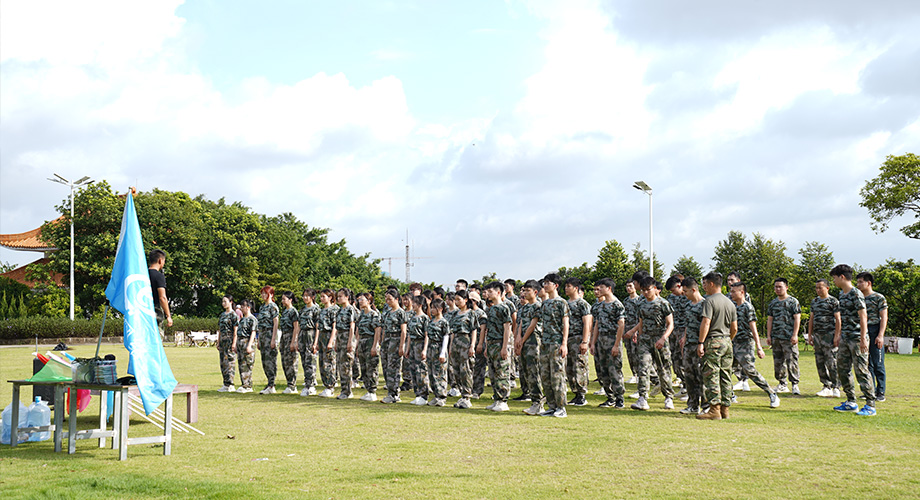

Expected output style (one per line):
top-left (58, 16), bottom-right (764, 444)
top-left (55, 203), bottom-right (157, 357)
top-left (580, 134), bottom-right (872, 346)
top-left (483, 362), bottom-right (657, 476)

top-left (0, 316), bottom-right (219, 341)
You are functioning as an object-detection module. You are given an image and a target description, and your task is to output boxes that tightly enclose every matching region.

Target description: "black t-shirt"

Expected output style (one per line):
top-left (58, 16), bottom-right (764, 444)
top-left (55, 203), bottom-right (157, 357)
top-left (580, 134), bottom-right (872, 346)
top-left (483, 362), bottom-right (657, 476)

top-left (149, 268), bottom-right (166, 308)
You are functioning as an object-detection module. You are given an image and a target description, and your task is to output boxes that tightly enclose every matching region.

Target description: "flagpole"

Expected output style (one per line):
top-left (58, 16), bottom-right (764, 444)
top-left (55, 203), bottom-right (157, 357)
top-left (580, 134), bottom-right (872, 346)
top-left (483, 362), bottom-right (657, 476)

top-left (95, 304), bottom-right (109, 359)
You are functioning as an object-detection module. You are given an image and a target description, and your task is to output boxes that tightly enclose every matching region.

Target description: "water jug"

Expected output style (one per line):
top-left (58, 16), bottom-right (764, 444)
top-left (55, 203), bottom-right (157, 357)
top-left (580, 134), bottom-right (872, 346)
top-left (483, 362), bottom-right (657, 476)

top-left (27, 397), bottom-right (52, 442)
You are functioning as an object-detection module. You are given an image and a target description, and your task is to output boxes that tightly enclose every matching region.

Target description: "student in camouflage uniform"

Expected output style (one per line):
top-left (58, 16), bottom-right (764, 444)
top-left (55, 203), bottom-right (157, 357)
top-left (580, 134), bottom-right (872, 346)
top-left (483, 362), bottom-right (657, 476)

top-left (539, 273), bottom-right (570, 418)
top-left (808, 280), bottom-right (840, 397)
top-left (470, 292), bottom-right (488, 398)
top-left (407, 295), bottom-right (431, 405)
top-left (679, 278), bottom-right (705, 414)
top-left (278, 291), bottom-right (300, 394)
top-left (449, 290), bottom-right (479, 409)
top-left (444, 292), bottom-right (460, 396)
top-left (217, 295), bottom-right (238, 392)
top-left (831, 264), bottom-right (876, 416)
top-left (256, 286), bottom-right (280, 394)
top-left (564, 278), bottom-right (592, 406)
top-left (425, 299), bottom-right (451, 406)
top-left (623, 280), bottom-right (642, 384)
top-left (626, 276), bottom-right (676, 410)
top-left (400, 293), bottom-right (415, 393)
top-left (233, 299), bottom-right (258, 392)
top-left (380, 290), bottom-right (409, 403)
top-left (355, 293), bottom-right (381, 401)
top-left (517, 280), bottom-right (545, 415)
top-left (697, 272), bottom-right (738, 420)
top-left (334, 289), bottom-right (358, 399)
top-left (766, 278), bottom-right (802, 394)
top-left (481, 281), bottom-right (514, 412)
top-left (315, 289), bottom-right (339, 397)
top-left (730, 283), bottom-right (780, 408)
top-left (857, 272), bottom-right (889, 401)
top-left (591, 278), bottom-right (626, 409)
top-left (665, 276), bottom-right (688, 385)
top-left (504, 279), bottom-right (522, 389)
top-left (297, 289), bottom-right (320, 396)
top-left (726, 272), bottom-right (750, 389)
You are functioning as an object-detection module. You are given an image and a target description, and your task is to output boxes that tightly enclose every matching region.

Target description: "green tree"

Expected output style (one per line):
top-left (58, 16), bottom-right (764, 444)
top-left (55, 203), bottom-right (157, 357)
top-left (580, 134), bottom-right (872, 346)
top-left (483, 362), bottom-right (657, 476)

top-left (712, 230), bottom-right (752, 280)
top-left (871, 259), bottom-right (920, 339)
top-left (591, 239), bottom-right (632, 295)
top-left (671, 255), bottom-right (705, 280)
top-left (790, 241), bottom-right (835, 310)
top-left (629, 243), bottom-right (665, 281)
top-left (25, 263), bottom-right (77, 318)
top-left (0, 261), bottom-right (15, 274)
top-left (859, 153), bottom-right (920, 239)
top-left (743, 233), bottom-right (795, 321)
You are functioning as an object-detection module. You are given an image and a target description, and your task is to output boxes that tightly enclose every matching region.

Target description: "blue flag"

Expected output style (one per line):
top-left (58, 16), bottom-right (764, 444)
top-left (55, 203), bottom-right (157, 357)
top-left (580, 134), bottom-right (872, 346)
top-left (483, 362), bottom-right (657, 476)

top-left (105, 193), bottom-right (177, 415)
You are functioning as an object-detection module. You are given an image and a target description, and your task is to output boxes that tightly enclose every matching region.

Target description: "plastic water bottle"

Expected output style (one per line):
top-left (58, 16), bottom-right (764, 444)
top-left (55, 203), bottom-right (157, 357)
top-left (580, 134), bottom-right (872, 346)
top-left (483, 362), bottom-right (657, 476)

top-left (27, 397), bottom-right (51, 442)
top-left (1, 400), bottom-right (30, 444)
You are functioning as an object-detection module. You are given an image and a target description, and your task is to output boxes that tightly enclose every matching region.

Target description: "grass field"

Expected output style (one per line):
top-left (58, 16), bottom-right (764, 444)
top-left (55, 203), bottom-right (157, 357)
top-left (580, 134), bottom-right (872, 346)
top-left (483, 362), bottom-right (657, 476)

top-left (1, 342), bottom-right (919, 499)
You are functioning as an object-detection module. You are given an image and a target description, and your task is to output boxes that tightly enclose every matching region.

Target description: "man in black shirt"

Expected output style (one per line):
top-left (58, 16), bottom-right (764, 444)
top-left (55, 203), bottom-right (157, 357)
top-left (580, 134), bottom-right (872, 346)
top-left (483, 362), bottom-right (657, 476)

top-left (148, 249), bottom-right (173, 340)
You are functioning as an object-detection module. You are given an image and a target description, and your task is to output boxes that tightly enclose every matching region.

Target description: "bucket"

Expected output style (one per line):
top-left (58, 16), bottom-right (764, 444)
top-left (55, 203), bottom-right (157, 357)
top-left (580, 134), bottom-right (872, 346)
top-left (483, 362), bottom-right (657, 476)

top-left (897, 337), bottom-right (914, 355)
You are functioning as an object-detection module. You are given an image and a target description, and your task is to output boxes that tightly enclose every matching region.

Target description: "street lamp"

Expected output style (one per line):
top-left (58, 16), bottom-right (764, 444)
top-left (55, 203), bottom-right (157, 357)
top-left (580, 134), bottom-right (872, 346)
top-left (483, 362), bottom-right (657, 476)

top-left (633, 181), bottom-right (653, 276)
top-left (48, 174), bottom-right (93, 320)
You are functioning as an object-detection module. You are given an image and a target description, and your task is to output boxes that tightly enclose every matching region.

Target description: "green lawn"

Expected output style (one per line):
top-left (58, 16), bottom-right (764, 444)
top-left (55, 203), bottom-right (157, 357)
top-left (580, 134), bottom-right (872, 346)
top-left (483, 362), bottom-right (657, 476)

top-left (1, 343), bottom-right (919, 499)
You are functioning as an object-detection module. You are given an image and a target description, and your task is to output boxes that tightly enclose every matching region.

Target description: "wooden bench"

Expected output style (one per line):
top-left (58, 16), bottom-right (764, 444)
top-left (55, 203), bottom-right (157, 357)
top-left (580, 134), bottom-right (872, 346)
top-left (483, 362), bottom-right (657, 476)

top-left (128, 383), bottom-right (198, 423)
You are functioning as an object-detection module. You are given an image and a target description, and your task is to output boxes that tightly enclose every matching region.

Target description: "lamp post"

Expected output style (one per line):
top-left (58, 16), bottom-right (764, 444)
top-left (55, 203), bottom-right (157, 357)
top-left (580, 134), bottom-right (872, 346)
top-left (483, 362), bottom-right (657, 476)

top-left (633, 181), bottom-right (653, 276)
top-left (48, 174), bottom-right (93, 320)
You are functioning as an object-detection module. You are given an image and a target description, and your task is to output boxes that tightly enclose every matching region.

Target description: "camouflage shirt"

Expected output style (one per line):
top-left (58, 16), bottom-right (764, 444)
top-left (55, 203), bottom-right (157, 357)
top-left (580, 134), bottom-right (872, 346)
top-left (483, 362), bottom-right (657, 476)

top-left (449, 309), bottom-right (478, 336)
top-left (356, 309), bottom-right (380, 338)
top-left (567, 298), bottom-right (592, 338)
top-left (541, 297), bottom-right (569, 346)
top-left (810, 296), bottom-right (839, 335)
top-left (381, 307), bottom-right (409, 338)
top-left (863, 292), bottom-right (888, 326)
top-left (218, 311), bottom-right (239, 340)
top-left (257, 302), bottom-right (279, 335)
top-left (335, 304), bottom-right (358, 333)
top-left (279, 307), bottom-right (299, 334)
top-left (506, 293), bottom-right (521, 312)
top-left (486, 301), bottom-right (512, 342)
top-left (595, 298), bottom-right (625, 337)
top-left (767, 296), bottom-right (801, 340)
top-left (518, 301), bottom-right (543, 345)
top-left (238, 315), bottom-right (257, 341)
top-left (317, 304), bottom-right (339, 332)
top-left (426, 317), bottom-right (450, 344)
top-left (638, 296), bottom-right (673, 338)
top-left (298, 304), bottom-right (320, 333)
top-left (734, 300), bottom-right (757, 342)
top-left (838, 288), bottom-right (866, 339)
top-left (667, 294), bottom-right (690, 329)
top-left (407, 312), bottom-right (430, 340)
top-left (685, 299), bottom-right (705, 345)
top-left (471, 308), bottom-right (487, 335)
top-left (624, 296), bottom-right (641, 330)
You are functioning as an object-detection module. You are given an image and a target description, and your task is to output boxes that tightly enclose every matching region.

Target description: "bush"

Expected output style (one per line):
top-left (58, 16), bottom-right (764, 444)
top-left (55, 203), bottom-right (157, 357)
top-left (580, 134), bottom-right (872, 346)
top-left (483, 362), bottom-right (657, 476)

top-left (168, 317), bottom-right (219, 335)
top-left (0, 316), bottom-right (219, 341)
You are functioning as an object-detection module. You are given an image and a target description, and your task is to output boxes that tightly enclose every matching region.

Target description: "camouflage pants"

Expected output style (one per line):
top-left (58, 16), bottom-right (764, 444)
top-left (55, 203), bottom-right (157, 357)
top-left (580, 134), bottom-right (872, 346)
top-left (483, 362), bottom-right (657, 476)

top-left (540, 343), bottom-right (566, 410)
top-left (625, 326), bottom-right (639, 376)
top-left (595, 335), bottom-right (624, 399)
top-left (356, 336), bottom-right (379, 394)
top-left (521, 341), bottom-right (543, 402)
top-left (682, 342), bottom-right (703, 408)
top-left (636, 335), bottom-right (675, 398)
top-left (335, 330), bottom-right (355, 395)
top-left (156, 308), bottom-right (166, 342)
top-left (733, 338), bottom-right (774, 394)
top-left (566, 335), bottom-right (589, 397)
top-left (258, 334), bottom-right (277, 388)
top-left (837, 337), bottom-right (876, 405)
top-left (771, 338), bottom-right (799, 385)
top-left (701, 336), bottom-right (733, 407)
top-left (813, 333), bottom-right (839, 389)
top-left (218, 340), bottom-right (236, 387)
top-left (450, 334), bottom-right (474, 398)
top-left (447, 336), bottom-right (456, 388)
top-left (382, 336), bottom-right (403, 398)
top-left (426, 343), bottom-right (448, 399)
top-left (410, 339), bottom-right (429, 398)
top-left (670, 328), bottom-right (684, 382)
top-left (317, 330), bottom-right (336, 389)
top-left (512, 353), bottom-right (521, 381)
top-left (402, 339), bottom-right (414, 389)
top-left (236, 337), bottom-right (254, 389)
top-left (487, 341), bottom-right (511, 402)
top-left (732, 352), bottom-right (746, 382)
top-left (298, 330), bottom-right (317, 389)
top-left (279, 331), bottom-right (298, 389)
top-left (472, 348), bottom-right (488, 396)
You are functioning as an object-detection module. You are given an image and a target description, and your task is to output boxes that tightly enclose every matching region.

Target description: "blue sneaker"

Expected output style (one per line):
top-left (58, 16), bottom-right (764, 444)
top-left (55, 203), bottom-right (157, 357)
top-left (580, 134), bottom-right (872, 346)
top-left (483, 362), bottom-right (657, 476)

top-left (856, 405), bottom-right (877, 417)
top-left (834, 401), bottom-right (859, 412)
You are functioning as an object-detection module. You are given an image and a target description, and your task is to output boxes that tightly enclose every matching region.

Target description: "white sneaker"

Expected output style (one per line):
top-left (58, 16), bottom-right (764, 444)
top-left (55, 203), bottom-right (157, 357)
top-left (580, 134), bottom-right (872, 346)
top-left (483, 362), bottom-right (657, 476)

top-left (680, 394), bottom-right (689, 402)
top-left (510, 380), bottom-right (517, 389)
top-left (217, 385), bottom-right (231, 393)
top-left (411, 396), bottom-right (427, 406)
top-left (485, 401), bottom-right (497, 410)
top-left (791, 384), bottom-right (800, 395)
top-left (770, 393), bottom-right (781, 408)
top-left (816, 387), bottom-right (832, 397)
top-left (742, 380), bottom-right (751, 392)
top-left (664, 397), bottom-right (674, 410)
top-left (448, 388), bottom-right (461, 397)
top-left (259, 386), bottom-right (276, 395)
top-left (631, 396), bottom-right (649, 410)
top-left (627, 376), bottom-right (638, 384)
top-left (593, 388), bottom-right (606, 396)
top-left (307, 386), bottom-right (317, 396)
top-left (628, 392), bottom-right (640, 399)
top-left (318, 388), bottom-right (334, 398)
top-left (492, 401), bottom-right (509, 412)
top-left (299, 387), bottom-right (310, 397)
top-left (381, 395), bottom-right (396, 404)
top-left (731, 395), bottom-right (738, 404)
top-left (733, 380), bottom-right (745, 391)
top-left (832, 388), bottom-right (841, 398)
top-left (336, 392), bottom-right (353, 400)
top-left (455, 398), bottom-right (472, 409)
top-left (236, 386), bottom-right (252, 393)
top-left (524, 402), bottom-right (544, 415)
top-left (282, 386), bottom-right (297, 394)
top-left (776, 384), bottom-right (790, 394)
top-left (431, 398), bottom-right (445, 407)
top-left (365, 393), bottom-right (378, 402)
top-left (553, 407), bottom-right (568, 418)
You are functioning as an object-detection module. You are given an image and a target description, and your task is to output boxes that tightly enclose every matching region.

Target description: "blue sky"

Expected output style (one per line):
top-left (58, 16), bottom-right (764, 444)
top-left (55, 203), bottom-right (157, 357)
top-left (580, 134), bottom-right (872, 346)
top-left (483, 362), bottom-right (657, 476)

top-left (1, 1), bottom-right (918, 286)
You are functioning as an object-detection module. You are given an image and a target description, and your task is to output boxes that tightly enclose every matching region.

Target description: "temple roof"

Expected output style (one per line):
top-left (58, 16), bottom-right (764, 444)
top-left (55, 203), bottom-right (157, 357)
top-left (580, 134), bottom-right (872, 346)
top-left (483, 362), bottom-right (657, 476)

top-left (0, 217), bottom-right (61, 252)
top-left (0, 257), bottom-right (64, 288)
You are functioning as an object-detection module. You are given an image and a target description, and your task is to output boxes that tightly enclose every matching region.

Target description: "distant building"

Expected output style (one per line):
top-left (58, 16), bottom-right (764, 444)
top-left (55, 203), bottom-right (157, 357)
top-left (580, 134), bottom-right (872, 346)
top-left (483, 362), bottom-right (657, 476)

top-left (0, 217), bottom-right (65, 288)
